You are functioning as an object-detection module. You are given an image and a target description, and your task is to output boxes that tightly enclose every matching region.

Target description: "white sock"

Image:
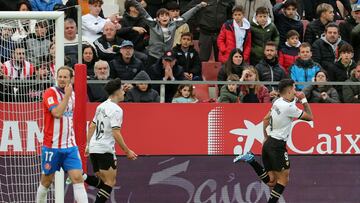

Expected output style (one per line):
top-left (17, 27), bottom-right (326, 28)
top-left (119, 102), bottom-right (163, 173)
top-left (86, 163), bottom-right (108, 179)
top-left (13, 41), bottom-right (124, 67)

top-left (73, 183), bottom-right (88, 203)
top-left (36, 184), bottom-right (48, 203)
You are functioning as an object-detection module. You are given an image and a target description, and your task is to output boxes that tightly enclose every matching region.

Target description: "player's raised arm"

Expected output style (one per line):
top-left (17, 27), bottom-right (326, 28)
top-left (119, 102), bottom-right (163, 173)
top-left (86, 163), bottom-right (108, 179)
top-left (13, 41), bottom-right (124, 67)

top-left (296, 91), bottom-right (313, 121)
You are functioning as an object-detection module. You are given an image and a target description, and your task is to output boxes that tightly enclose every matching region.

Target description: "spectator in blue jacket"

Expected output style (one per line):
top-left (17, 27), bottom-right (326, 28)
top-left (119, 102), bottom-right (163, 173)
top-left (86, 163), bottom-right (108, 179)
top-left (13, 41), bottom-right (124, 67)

top-left (30, 0), bottom-right (63, 11)
top-left (289, 42), bottom-right (321, 90)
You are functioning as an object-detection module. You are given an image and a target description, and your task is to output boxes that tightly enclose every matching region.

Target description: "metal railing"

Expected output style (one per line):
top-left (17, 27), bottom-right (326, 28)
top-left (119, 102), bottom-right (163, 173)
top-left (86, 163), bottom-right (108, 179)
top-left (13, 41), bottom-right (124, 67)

top-left (87, 80), bottom-right (360, 103)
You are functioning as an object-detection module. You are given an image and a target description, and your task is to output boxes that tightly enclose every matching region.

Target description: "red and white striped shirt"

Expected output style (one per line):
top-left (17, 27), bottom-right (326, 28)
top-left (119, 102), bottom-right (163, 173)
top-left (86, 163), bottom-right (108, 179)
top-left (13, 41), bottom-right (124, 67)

top-left (2, 60), bottom-right (34, 79)
top-left (43, 86), bottom-right (77, 149)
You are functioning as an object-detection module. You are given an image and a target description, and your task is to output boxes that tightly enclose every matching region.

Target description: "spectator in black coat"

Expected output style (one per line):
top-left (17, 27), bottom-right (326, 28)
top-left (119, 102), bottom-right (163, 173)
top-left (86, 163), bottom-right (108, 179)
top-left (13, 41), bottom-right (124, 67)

top-left (93, 21), bottom-right (124, 62)
top-left (124, 70), bottom-right (160, 102)
top-left (339, 4), bottom-right (360, 62)
top-left (87, 60), bottom-right (110, 102)
top-left (273, 0), bottom-right (303, 49)
top-left (148, 50), bottom-right (184, 102)
top-left (255, 41), bottom-right (287, 100)
top-left (304, 3), bottom-right (334, 45)
top-left (121, 0), bottom-right (149, 53)
top-left (183, 0), bottom-right (234, 61)
top-left (172, 32), bottom-right (202, 81)
top-left (312, 23), bottom-right (349, 76)
top-left (298, 0), bottom-right (351, 21)
top-left (109, 40), bottom-right (143, 80)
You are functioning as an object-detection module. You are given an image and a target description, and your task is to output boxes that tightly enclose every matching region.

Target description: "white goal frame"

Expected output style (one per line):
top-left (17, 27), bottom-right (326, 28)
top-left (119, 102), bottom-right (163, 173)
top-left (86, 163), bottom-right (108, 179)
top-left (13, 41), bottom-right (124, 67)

top-left (0, 11), bottom-right (65, 203)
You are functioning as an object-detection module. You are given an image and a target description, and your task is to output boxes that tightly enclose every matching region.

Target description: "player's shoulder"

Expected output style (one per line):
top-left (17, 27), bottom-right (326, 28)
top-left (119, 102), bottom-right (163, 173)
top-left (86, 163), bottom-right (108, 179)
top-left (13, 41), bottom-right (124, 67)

top-left (43, 87), bottom-right (56, 98)
top-left (274, 97), bottom-right (296, 109)
top-left (101, 99), bottom-right (123, 112)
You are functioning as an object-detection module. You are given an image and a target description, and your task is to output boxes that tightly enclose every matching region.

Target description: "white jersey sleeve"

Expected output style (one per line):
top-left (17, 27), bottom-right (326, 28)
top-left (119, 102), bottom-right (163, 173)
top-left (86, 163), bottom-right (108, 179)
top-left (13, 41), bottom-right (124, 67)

top-left (110, 109), bottom-right (123, 129)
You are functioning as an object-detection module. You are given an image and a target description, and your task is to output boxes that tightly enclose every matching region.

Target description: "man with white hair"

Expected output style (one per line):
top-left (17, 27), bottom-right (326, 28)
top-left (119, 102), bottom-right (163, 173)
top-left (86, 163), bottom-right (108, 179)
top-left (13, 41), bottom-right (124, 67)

top-left (87, 60), bottom-right (110, 102)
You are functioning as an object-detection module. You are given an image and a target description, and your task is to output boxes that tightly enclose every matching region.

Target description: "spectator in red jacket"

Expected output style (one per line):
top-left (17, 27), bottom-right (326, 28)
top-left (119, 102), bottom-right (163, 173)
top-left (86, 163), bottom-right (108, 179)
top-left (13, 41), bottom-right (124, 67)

top-left (279, 30), bottom-right (300, 74)
top-left (217, 5), bottom-right (251, 64)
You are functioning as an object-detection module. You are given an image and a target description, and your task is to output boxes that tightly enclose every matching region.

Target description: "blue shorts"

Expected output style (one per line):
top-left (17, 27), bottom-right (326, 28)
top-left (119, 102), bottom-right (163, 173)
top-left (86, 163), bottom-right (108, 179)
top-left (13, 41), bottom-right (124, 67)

top-left (41, 146), bottom-right (83, 175)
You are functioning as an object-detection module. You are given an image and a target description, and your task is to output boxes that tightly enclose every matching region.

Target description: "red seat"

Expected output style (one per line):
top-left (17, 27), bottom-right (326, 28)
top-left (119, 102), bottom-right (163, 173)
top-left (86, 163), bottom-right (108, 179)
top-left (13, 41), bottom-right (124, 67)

top-left (193, 84), bottom-right (218, 102)
top-left (201, 61), bottom-right (221, 81)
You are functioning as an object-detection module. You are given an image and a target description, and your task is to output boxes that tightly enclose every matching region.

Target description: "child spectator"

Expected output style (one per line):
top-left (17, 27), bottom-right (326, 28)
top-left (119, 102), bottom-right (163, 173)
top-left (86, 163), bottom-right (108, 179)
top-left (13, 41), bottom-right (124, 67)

top-left (239, 66), bottom-right (270, 103)
top-left (333, 44), bottom-right (356, 81)
top-left (332, 44), bottom-right (356, 100)
top-left (302, 70), bottom-right (340, 103)
top-left (173, 32), bottom-right (202, 81)
top-left (125, 71), bottom-right (160, 103)
top-left (217, 5), bottom-right (251, 64)
top-left (235, 0), bottom-right (274, 21)
top-left (217, 48), bottom-right (247, 89)
top-left (130, 0), bottom-right (207, 68)
top-left (172, 84), bottom-right (198, 103)
top-left (278, 30), bottom-right (300, 74)
top-left (166, 1), bottom-right (190, 47)
top-left (289, 42), bottom-right (321, 90)
top-left (273, 0), bottom-right (303, 49)
top-left (304, 3), bottom-right (334, 45)
top-left (250, 6), bottom-right (279, 66)
top-left (218, 74), bottom-right (240, 103)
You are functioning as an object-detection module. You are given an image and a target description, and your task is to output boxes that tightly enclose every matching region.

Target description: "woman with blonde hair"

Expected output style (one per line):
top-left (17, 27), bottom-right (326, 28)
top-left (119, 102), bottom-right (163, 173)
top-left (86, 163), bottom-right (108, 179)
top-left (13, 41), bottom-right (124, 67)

top-left (239, 66), bottom-right (271, 103)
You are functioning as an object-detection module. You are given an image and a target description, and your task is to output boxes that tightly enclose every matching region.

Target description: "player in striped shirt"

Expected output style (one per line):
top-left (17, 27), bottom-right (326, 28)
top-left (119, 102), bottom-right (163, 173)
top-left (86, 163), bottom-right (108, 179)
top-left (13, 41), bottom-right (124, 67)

top-left (36, 66), bottom-right (88, 203)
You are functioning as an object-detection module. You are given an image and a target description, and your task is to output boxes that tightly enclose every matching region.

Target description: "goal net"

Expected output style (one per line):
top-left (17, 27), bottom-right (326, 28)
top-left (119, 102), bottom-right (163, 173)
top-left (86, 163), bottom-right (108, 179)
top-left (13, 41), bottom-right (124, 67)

top-left (0, 11), bottom-right (64, 203)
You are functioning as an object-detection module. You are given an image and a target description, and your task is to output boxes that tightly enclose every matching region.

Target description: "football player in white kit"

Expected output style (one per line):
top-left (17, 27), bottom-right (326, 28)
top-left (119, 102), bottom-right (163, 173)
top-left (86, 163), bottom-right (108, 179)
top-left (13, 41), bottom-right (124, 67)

top-left (234, 79), bottom-right (313, 203)
top-left (85, 78), bottom-right (137, 203)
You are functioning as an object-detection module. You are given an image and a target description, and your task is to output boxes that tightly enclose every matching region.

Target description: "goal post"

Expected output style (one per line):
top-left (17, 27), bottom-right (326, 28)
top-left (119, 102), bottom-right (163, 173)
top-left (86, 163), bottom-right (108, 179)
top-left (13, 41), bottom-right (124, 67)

top-left (0, 11), bottom-right (64, 203)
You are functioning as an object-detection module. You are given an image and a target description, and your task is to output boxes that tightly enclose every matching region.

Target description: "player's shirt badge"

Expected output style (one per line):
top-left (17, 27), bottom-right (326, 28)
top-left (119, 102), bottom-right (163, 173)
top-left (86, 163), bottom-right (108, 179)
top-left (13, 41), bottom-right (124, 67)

top-left (47, 97), bottom-right (55, 105)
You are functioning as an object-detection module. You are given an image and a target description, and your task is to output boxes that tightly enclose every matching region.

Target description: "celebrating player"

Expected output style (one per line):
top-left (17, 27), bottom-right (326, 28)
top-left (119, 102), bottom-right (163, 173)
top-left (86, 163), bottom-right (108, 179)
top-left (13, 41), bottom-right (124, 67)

top-left (36, 66), bottom-right (88, 203)
top-left (84, 78), bottom-right (137, 203)
top-left (234, 79), bottom-right (313, 203)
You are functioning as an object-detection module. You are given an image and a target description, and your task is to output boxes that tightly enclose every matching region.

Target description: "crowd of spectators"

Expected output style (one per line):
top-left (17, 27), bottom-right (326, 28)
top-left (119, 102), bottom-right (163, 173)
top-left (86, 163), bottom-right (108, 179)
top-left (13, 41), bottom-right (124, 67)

top-left (1, 0), bottom-right (360, 104)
